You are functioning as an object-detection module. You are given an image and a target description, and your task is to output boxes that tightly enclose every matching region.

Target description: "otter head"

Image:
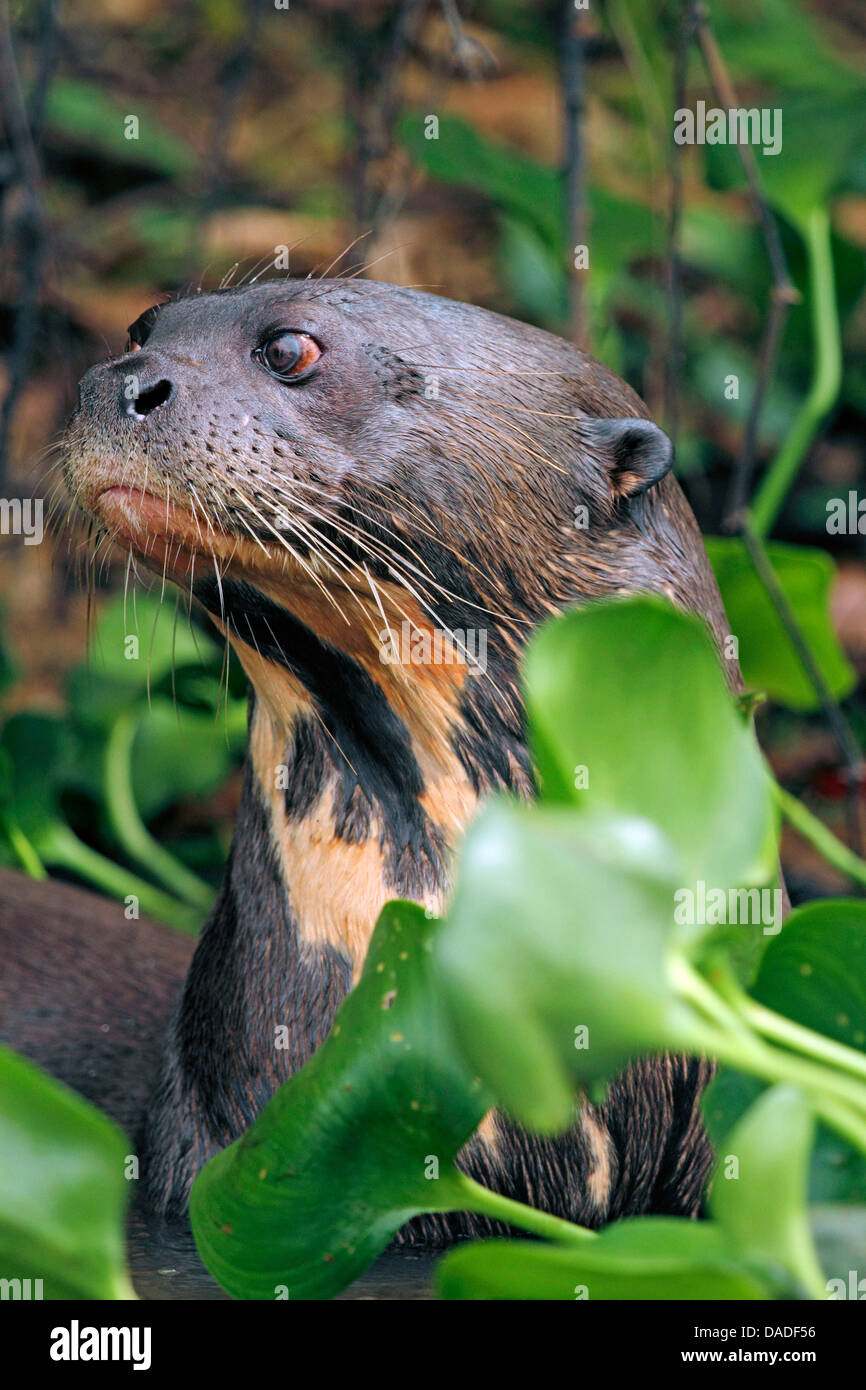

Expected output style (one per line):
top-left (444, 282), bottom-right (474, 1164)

top-left (63, 277), bottom-right (695, 961)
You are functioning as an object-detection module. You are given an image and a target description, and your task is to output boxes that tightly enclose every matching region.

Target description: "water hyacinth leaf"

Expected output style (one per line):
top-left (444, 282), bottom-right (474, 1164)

top-left (524, 597), bottom-right (777, 894)
top-left (435, 800), bottom-right (704, 1132)
top-left (710, 1085), bottom-right (825, 1299)
top-left (0, 713), bottom-right (75, 839)
top-left (705, 539), bottom-right (855, 711)
top-left (68, 593), bottom-right (215, 726)
top-left (400, 115), bottom-right (654, 281)
top-left (702, 1067), bottom-right (866, 1206)
top-left (129, 698), bottom-right (238, 821)
top-left (436, 1219), bottom-right (775, 1301)
top-left (46, 79), bottom-right (196, 177)
top-left (0, 1047), bottom-right (134, 1300)
top-left (752, 899), bottom-right (866, 1054)
top-left (190, 902), bottom-right (489, 1300)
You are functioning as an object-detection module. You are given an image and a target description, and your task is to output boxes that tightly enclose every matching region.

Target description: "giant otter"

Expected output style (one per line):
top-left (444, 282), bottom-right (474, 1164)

top-left (38, 278), bottom-right (734, 1235)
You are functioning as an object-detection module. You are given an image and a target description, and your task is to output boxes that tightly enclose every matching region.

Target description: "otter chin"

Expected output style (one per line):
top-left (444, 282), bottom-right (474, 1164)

top-left (62, 276), bottom-right (733, 1235)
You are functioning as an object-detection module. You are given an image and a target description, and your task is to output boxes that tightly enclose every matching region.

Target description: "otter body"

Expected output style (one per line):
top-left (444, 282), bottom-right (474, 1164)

top-left (55, 278), bottom-right (732, 1233)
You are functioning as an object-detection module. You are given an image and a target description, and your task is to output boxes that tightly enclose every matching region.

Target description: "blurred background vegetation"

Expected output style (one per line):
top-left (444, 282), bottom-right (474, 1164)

top-left (0, 0), bottom-right (864, 925)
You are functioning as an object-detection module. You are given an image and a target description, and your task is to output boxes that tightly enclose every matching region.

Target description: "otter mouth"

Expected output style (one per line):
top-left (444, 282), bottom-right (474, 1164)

top-left (96, 487), bottom-right (226, 578)
top-left (92, 485), bottom-right (396, 630)
top-left (94, 485), bottom-right (325, 591)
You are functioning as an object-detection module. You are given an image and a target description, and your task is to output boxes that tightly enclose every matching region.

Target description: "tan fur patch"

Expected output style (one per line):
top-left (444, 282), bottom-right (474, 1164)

top-left (476, 1110), bottom-right (500, 1156)
top-left (579, 1101), bottom-right (615, 1214)
top-left (216, 558), bottom-right (489, 973)
top-left (245, 666), bottom-right (446, 970)
top-left (228, 606), bottom-right (481, 968)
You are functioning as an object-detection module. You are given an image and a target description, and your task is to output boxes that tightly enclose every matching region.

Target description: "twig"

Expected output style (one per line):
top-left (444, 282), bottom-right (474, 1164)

top-left (750, 207), bottom-right (842, 537)
top-left (689, 1), bottom-right (800, 531)
top-left (440, 0), bottom-right (496, 79)
top-left (679, 6), bottom-right (861, 857)
top-left (0, 0), bottom-right (58, 487)
top-left (742, 522), bottom-right (865, 855)
top-left (663, 0), bottom-right (699, 447)
top-left (187, 7), bottom-right (261, 282)
top-left (561, 0), bottom-right (587, 349)
top-left (773, 782), bottom-right (866, 892)
top-left (341, 0), bottom-right (429, 235)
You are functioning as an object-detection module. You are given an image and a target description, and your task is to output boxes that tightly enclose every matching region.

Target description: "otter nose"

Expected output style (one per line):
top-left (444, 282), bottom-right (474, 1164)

top-left (123, 373), bottom-right (175, 419)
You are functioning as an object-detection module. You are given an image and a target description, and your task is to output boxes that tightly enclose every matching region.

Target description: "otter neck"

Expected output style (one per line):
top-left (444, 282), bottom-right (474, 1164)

top-left (244, 688), bottom-right (465, 974)
top-left (161, 567), bottom-right (531, 1153)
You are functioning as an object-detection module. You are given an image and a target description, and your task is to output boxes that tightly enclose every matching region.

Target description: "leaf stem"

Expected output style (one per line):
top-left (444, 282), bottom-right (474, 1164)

top-left (104, 711), bottom-right (215, 911)
top-left (674, 957), bottom-right (866, 1147)
top-left (751, 206), bottom-right (841, 537)
top-left (773, 782), bottom-right (866, 890)
top-left (1, 814), bottom-right (47, 878)
top-left (715, 970), bottom-right (866, 1086)
top-left (454, 1171), bottom-right (596, 1245)
top-left (41, 820), bottom-right (202, 933)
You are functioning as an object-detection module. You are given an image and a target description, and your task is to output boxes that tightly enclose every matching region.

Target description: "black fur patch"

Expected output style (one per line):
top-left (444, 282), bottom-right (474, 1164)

top-left (194, 576), bottom-right (447, 896)
top-left (139, 755), bottom-right (353, 1219)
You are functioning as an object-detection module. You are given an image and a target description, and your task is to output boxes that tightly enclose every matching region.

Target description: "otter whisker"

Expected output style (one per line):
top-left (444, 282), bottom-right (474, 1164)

top-left (311, 230), bottom-right (373, 283)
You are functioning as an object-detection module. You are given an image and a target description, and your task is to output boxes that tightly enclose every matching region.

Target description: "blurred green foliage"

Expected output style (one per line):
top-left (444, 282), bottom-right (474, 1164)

top-left (0, 595), bottom-right (246, 929)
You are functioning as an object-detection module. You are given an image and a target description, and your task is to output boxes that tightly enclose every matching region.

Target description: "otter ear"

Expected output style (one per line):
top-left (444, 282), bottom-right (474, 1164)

top-left (583, 416), bottom-right (674, 502)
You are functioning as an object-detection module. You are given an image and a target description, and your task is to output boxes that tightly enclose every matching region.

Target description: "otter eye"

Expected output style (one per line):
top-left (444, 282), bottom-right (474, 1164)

top-left (258, 331), bottom-right (321, 382)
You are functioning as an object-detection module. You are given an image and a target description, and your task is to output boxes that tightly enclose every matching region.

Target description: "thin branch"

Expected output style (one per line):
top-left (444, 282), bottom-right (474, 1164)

top-left (561, 0), bottom-right (587, 349)
top-left (343, 0), bottom-right (429, 235)
top-left (0, 0), bottom-right (59, 487)
top-left (663, 0), bottom-right (699, 446)
top-left (686, 6), bottom-right (862, 856)
top-left (742, 522), bottom-right (865, 855)
top-left (689, 1), bottom-right (801, 530)
top-left (440, 0), bottom-right (496, 79)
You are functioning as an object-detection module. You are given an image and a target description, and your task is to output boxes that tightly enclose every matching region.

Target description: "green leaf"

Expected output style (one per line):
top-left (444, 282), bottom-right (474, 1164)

top-left (0, 712), bottom-right (74, 837)
top-left (400, 114), bottom-right (655, 286)
top-left (130, 698), bottom-right (238, 820)
top-left (436, 1219), bottom-right (775, 1300)
top-left (703, 1068), bottom-right (866, 1206)
top-left (752, 899), bottom-right (866, 1053)
top-left (758, 94), bottom-right (865, 229)
top-left (709, 0), bottom-right (863, 96)
top-left (400, 113), bottom-right (561, 247)
top-left (190, 902), bottom-right (489, 1300)
top-left (86, 594), bottom-right (211, 683)
top-left (710, 1084), bottom-right (825, 1298)
top-left (46, 79), bottom-right (196, 177)
top-left (0, 1047), bottom-right (134, 1299)
top-left (498, 214), bottom-right (566, 323)
top-left (524, 596), bottom-right (777, 895)
top-left (706, 538), bottom-right (855, 711)
top-left (436, 799), bottom-right (704, 1131)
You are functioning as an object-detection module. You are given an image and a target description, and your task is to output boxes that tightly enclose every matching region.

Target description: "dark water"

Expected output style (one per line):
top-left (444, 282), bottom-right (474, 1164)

top-left (127, 1213), bottom-right (437, 1301)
